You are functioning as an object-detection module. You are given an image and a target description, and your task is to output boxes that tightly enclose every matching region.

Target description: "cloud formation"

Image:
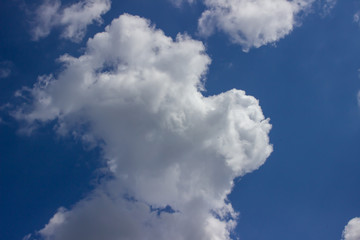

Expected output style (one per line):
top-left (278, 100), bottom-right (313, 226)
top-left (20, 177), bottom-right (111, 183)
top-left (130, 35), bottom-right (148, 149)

top-left (198, 0), bottom-right (314, 51)
top-left (31, 0), bottom-right (111, 42)
top-left (172, 0), bottom-right (338, 51)
top-left (17, 14), bottom-right (272, 239)
top-left (342, 218), bottom-right (360, 240)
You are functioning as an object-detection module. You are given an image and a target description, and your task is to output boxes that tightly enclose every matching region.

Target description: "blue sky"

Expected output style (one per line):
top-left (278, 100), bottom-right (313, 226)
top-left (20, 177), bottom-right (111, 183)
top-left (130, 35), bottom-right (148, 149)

top-left (1, 0), bottom-right (360, 240)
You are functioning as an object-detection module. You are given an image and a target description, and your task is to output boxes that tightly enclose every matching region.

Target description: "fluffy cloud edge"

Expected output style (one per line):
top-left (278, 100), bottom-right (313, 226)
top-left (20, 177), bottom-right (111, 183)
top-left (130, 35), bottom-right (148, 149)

top-left (30, 0), bottom-right (111, 42)
top-left (17, 13), bottom-right (272, 240)
top-left (169, 0), bottom-right (337, 51)
top-left (342, 217), bottom-right (360, 240)
top-left (197, 0), bottom-right (315, 51)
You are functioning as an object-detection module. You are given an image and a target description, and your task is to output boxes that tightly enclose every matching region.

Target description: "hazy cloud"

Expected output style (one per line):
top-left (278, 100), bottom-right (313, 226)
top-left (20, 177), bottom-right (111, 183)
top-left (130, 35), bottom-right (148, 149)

top-left (0, 61), bottom-right (13, 79)
top-left (354, 11), bottom-right (360, 25)
top-left (170, 0), bottom-right (196, 7)
top-left (319, 0), bottom-right (337, 17)
top-left (31, 0), bottom-right (111, 42)
top-left (17, 14), bottom-right (272, 240)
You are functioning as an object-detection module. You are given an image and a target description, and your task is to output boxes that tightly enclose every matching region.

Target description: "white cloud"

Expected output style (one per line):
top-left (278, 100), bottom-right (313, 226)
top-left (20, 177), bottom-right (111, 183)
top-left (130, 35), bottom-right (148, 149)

top-left (17, 14), bottom-right (272, 240)
top-left (342, 217), bottom-right (360, 240)
top-left (169, 0), bottom-right (337, 50)
top-left (198, 0), bottom-right (314, 51)
top-left (31, 0), bottom-right (111, 42)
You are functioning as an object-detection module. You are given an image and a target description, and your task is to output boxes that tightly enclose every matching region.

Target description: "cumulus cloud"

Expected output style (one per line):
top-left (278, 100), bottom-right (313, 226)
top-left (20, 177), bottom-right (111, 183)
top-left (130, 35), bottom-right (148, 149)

top-left (198, 0), bottom-right (314, 51)
top-left (16, 14), bottom-right (272, 240)
top-left (172, 0), bottom-right (336, 51)
top-left (342, 217), bottom-right (360, 240)
top-left (31, 0), bottom-right (111, 42)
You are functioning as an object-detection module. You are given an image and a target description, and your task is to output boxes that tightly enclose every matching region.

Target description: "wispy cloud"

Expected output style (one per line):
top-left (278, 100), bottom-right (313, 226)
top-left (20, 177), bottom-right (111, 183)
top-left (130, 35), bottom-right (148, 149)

top-left (170, 0), bottom-right (196, 7)
top-left (0, 60), bottom-right (13, 79)
top-left (354, 10), bottom-right (360, 25)
top-left (319, 0), bottom-right (337, 17)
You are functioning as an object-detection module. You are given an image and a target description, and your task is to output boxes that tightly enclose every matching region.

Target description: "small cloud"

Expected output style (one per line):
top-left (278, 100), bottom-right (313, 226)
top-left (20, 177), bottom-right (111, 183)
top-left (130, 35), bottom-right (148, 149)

top-left (30, 0), bottom-right (111, 42)
top-left (172, 0), bottom-right (336, 51)
top-left (0, 60), bottom-right (13, 79)
top-left (0, 68), bottom-right (11, 79)
top-left (169, 0), bottom-right (195, 7)
top-left (197, 0), bottom-right (314, 51)
top-left (342, 217), bottom-right (360, 240)
top-left (319, 0), bottom-right (337, 17)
